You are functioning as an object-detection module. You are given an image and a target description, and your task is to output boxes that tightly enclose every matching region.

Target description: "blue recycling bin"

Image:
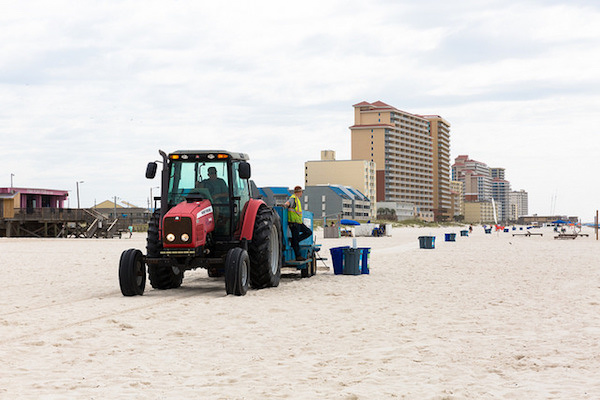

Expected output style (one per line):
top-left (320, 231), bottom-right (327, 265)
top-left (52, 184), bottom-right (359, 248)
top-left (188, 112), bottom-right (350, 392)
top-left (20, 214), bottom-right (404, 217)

top-left (342, 248), bottom-right (362, 275)
top-left (358, 247), bottom-right (370, 274)
top-left (418, 236), bottom-right (435, 249)
top-left (460, 230), bottom-right (469, 237)
top-left (503, 228), bottom-right (509, 233)
top-left (485, 228), bottom-right (492, 234)
top-left (444, 233), bottom-right (456, 242)
top-left (329, 246), bottom-right (349, 275)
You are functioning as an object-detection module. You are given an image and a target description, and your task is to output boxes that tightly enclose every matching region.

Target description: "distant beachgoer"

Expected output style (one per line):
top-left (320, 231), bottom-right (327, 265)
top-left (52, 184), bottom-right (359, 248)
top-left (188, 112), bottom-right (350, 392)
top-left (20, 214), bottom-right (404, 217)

top-left (128, 225), bottom-right (133, 238)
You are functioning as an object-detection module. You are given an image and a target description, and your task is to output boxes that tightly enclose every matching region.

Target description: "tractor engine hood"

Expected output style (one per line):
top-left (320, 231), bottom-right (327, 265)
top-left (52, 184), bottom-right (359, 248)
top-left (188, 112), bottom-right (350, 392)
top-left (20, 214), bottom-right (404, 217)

top-left (162, 199), bottom-right (215, 248)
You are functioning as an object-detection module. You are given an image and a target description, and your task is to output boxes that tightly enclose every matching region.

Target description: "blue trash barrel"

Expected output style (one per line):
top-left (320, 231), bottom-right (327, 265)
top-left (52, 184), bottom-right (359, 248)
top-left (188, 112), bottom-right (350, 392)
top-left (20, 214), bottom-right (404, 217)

top-left (418, 236), bottom-right (435, 249)
top-left (342, 248), bottom-right (362, 275)
top-left (329, 246), bottom-right (349, 275)
top-left (358, 247), bottom-right (370, 274)
top-left (460, 230), bottom-right (469, 237)
top-left (485, 228), bottom-right (492, 234)
top-left (444, 233), bottom-right (456, 242)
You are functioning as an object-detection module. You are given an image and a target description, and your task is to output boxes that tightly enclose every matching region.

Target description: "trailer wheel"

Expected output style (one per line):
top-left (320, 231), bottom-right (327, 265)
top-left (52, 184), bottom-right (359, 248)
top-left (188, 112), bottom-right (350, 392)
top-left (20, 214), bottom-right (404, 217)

top-left (309, 253), bottom-right (317, 276)
top-left (225, 247), bottom-right (249, 296)
top-left (249, 206), bottom-right (282, 289)
top-left (146, 210), bottom-right (183, 289)
top-left (119, 249), bottom-right (146, 296)
top-left (301, 265), bottom-right (309, 278)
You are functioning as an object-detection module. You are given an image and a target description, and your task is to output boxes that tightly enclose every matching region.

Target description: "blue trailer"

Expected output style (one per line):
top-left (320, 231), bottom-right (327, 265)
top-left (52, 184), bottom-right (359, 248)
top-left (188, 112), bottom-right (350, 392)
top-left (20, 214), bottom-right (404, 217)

top-left (273, 206), bottom-right (321, 278)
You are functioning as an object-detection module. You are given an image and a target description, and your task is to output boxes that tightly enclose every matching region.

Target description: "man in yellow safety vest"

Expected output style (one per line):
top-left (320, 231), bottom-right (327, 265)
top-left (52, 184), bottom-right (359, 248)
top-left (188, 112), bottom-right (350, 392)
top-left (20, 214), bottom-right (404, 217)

top-left (284, 186), bottom-right (313, 261)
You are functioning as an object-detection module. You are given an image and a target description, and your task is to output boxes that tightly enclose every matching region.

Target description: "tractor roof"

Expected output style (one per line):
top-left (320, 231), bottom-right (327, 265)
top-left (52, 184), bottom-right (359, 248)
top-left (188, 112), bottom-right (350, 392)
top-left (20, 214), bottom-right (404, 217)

top-left (169, 150), bottom-right (250, 161)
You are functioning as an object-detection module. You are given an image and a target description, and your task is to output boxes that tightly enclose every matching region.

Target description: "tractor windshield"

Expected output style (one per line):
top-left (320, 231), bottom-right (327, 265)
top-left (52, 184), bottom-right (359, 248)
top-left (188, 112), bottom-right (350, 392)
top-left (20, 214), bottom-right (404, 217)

top-left (168, 160), bottom-right (230, 206)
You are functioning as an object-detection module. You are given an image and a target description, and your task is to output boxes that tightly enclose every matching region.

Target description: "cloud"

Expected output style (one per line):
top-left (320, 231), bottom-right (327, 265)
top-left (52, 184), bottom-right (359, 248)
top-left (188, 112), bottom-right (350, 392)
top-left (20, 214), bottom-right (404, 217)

top-left (1, 0), bottom-right (599, 218)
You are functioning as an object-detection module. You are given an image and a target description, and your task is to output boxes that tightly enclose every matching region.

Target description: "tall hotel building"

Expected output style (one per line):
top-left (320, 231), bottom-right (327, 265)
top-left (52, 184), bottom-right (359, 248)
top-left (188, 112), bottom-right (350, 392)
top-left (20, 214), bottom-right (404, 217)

top-left (491, 167), bottom-right (511, 222)
top-left (350, 101), bottom-right (451, 219)
top-left (452, 155), bottom-right (492, 202)
top-left (509, 189), bottom-right (529, 220)
top-left (422, 114), bottom-right (452, 219)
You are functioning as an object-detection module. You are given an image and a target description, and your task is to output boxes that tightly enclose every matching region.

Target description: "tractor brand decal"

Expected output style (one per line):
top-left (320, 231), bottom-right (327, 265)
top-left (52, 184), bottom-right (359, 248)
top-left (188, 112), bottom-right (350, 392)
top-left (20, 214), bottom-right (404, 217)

top-left (197, 206), bottom-right (213, 219)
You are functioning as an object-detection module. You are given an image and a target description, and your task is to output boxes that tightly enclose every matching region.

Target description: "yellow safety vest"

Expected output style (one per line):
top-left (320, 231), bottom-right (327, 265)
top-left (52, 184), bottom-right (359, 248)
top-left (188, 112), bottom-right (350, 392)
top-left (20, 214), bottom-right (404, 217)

top-left (287, 194), bottom-right (302, 224)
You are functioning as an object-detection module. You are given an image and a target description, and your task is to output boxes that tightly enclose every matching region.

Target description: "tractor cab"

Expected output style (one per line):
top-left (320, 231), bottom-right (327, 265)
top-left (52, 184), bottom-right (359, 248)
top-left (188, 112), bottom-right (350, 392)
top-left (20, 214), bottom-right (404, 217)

top-left (148, 150), bottom-right (251, 239)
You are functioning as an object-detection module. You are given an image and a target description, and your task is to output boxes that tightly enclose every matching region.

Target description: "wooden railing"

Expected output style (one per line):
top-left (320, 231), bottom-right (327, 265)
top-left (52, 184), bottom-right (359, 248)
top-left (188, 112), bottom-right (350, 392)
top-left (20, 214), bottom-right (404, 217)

top-left (12, 208), bottom-right (92, 222)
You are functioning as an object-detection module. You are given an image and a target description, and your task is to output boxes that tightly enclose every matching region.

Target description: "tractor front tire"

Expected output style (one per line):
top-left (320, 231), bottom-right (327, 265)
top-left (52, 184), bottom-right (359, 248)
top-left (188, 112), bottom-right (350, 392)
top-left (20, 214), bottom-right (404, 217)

top-left (146, 210), bottom-right (183, 290)
top-left (249, 206), bottom-right (282, 289)
top-left (119, 249), bottom-right (146, 296)
top-left (225, 247), bottom-right (249, 296)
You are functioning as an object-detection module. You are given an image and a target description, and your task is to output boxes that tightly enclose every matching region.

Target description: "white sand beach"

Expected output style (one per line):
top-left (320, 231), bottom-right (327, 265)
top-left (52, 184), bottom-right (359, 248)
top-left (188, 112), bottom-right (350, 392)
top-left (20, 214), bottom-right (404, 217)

top-left (1, 225), bottom-right (599, 399)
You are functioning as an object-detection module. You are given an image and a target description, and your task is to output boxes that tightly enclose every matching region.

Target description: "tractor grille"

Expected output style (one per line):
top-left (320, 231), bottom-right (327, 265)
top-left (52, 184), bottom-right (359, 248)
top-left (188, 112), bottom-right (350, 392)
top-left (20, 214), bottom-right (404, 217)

top-left (163, 216), bottom-right (193, 246)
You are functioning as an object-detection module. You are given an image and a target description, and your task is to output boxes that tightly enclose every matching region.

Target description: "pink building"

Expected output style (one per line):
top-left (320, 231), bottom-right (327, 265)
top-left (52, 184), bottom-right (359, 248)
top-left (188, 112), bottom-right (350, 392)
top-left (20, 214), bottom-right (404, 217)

top-left (0, 187), bottom-right (68, 218)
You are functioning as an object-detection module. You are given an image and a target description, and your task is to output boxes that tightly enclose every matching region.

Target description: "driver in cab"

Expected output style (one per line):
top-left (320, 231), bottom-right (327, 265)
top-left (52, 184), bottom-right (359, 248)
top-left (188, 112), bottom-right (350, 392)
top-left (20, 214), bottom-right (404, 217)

top-left (198, 166), bottom-right (228, 202)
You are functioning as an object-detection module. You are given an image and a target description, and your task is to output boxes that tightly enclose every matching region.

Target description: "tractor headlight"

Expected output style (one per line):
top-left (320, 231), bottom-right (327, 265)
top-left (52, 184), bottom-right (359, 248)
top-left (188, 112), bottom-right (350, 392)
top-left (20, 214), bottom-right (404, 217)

top-left (166, 233), bottom-right (176, 242)
top-left (181, 233), bottom-right (190, 242)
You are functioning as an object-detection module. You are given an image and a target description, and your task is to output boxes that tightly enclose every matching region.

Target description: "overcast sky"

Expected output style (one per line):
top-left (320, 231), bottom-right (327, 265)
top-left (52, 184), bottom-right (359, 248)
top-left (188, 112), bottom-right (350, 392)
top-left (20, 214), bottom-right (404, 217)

top-left (2, 0), bottom-right (599, 220)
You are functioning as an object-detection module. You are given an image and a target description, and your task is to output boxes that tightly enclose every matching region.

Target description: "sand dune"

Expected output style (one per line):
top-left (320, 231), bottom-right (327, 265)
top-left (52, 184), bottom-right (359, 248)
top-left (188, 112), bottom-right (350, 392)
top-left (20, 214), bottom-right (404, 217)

top-left (1, 226), bottom-right (599, 399)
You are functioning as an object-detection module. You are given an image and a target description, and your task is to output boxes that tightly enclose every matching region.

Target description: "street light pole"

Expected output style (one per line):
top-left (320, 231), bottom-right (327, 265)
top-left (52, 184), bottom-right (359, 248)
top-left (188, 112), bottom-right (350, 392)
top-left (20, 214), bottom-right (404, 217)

top-left (114, 196), bottom-right (119, 221)
top-left (76, 181), bottom-right (84, 209)
top-left (150, 186), bottom-right (159, 212)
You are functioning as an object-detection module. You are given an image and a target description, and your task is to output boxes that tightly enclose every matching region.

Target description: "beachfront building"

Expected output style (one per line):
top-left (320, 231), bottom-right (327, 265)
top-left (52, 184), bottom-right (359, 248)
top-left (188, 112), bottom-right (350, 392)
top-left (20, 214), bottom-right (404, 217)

top-left (452, 155), bottom-right (492, 202)
top-left (509, 189), bottom-right (529, 221)
top-left (450, 180), bottom-right (464, 219)
top-left (350, 101), bottom-right (440, 220)
top-left (464, 201), bottom-right (498, 224)
top-left (0, 187), bottom-right (70, 237)
top-left (491, 168), bottom-right (511, 223)
top-left (304, 150), bottom-right (376, 205)
top-left (376, 201), bottom-right (415, 221)
top-left (518, 215), bottom-right (578, 226)
top-left (303, 184), bottom-right (372, 221)
top-left (0, 187), bottom-right (68, 215)
top-left (92, 199), bottom-right (150, 226)
top-left (422, 115), bottom-right (452, 220)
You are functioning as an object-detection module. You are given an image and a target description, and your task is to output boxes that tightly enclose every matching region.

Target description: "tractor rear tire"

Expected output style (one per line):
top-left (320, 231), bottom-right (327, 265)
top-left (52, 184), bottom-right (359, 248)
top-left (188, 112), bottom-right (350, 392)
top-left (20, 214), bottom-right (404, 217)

top-left (225, 247), bottom-right (249, 296)
top-left (249, 205), bottom-right (282, 289)
top-left (146, 210), bottom-right (183, 290)
top-left (119, 249), bottom-right (146, 296)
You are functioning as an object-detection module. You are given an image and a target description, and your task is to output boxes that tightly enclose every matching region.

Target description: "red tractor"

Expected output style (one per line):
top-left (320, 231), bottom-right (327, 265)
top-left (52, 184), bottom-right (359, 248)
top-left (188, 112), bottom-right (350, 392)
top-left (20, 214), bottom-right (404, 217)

top-left (119, 150), bottom-right (282, 296)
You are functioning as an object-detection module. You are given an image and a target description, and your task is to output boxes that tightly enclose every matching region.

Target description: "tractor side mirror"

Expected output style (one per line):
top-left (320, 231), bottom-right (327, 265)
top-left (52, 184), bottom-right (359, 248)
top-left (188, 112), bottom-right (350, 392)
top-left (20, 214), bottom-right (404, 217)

top-left (146, 162), bottom-right (158, 179)
top-left (239, 162), bottom-right (251, 179)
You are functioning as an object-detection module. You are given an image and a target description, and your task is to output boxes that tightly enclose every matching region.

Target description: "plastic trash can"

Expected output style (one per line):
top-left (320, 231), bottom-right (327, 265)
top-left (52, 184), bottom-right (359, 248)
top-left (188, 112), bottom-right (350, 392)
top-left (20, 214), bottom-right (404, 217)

top-left (418, 236), bottom-right (435, 249)
top-left (460, 230), bottom-right (469, 237)
top-left (330, 246), bottom-right (349, 275)
top-left (358, 247), bottom-right (370, 274)
top-left (444, 233), bottom-right (456, 242)
top-left (503, 228), bottom-right (509, 233)
top-left (485, 228), bottom-right (492, 234)
top-left (342, 248), bottom-right (362, 275)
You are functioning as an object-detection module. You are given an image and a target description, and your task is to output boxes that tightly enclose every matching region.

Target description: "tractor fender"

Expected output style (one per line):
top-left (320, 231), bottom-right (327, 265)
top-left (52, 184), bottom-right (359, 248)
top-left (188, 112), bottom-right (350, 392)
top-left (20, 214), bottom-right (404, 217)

top-left (239, 199), bottom-right (266, 241)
